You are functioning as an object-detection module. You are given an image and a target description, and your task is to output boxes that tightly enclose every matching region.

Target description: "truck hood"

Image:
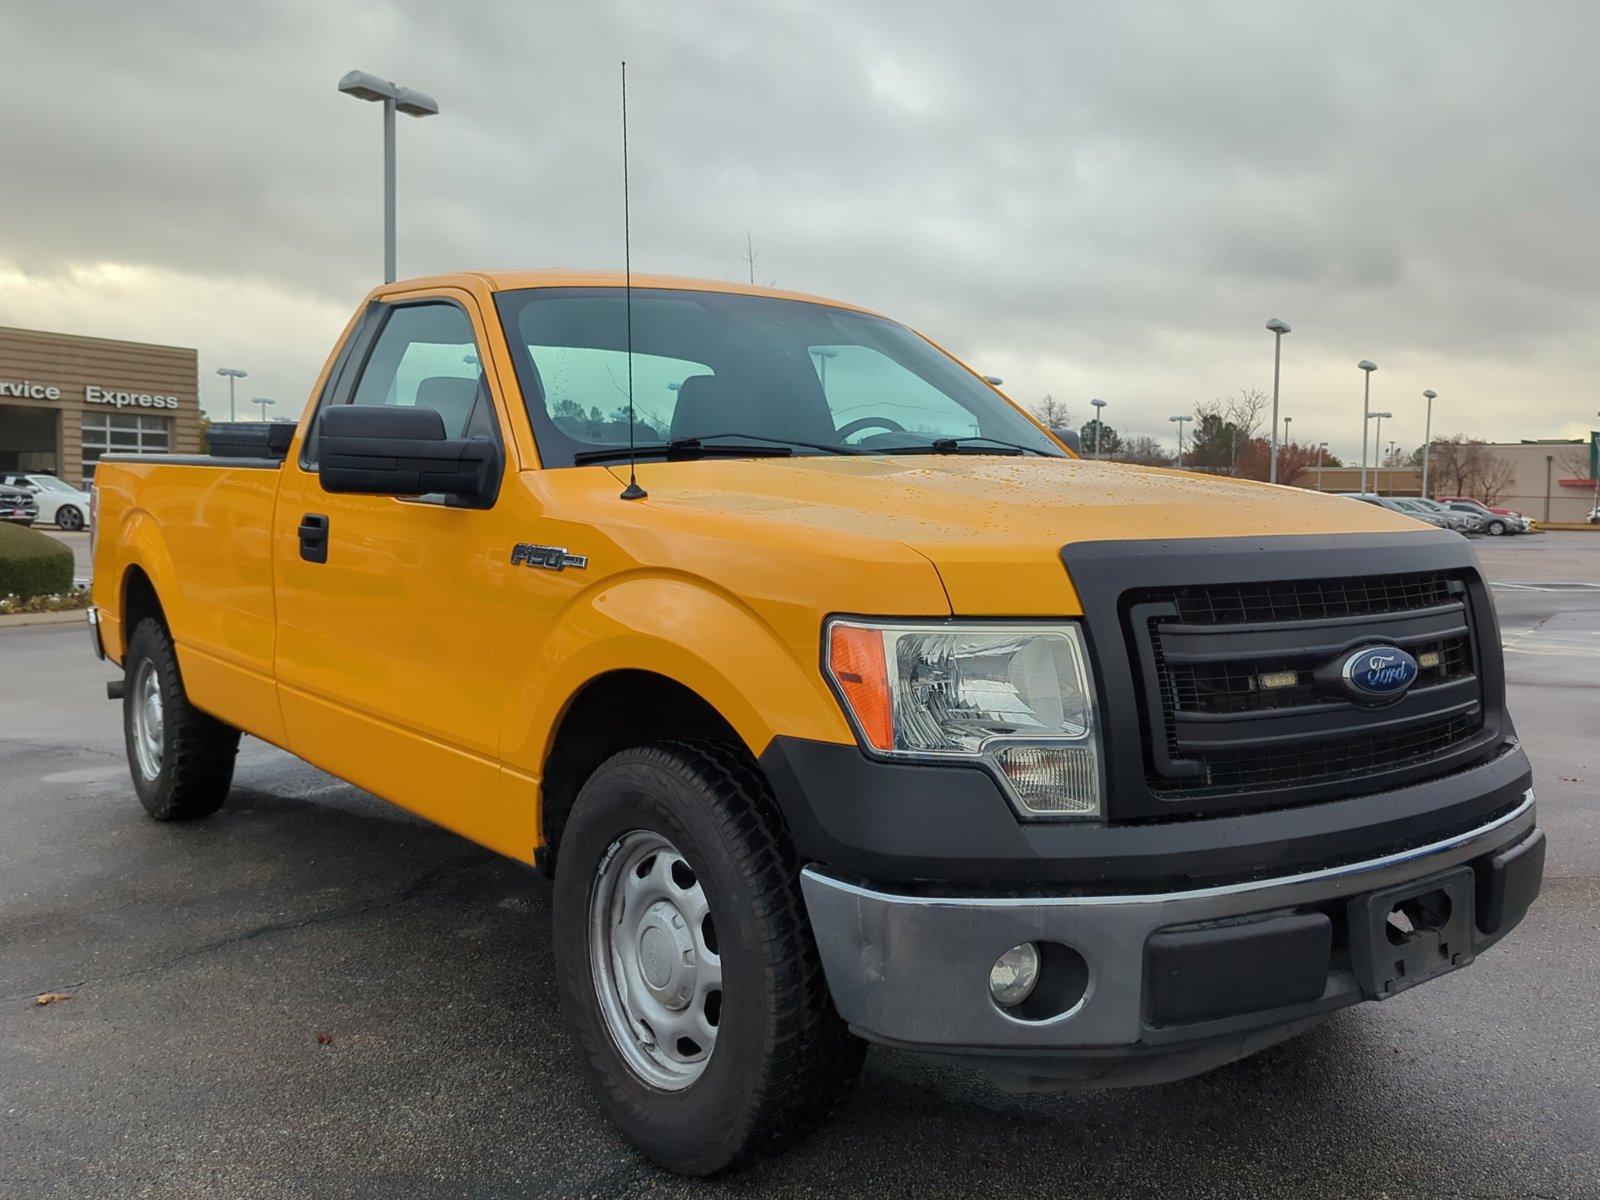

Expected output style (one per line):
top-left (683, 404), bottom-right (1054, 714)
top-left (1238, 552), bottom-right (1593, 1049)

top-left (613, 455), bottom-right (1425, 615)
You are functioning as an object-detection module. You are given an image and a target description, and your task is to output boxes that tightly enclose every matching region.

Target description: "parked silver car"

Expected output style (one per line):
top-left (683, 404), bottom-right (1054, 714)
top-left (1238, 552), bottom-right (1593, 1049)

top-left (1397, 497), bottom-right (1482, 533)
top-left (1344, 494), bottom-right (1458, 531)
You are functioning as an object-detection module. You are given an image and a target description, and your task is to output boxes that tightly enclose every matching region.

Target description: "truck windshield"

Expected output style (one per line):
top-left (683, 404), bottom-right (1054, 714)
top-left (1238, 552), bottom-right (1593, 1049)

top-left (494, 287), bottom-right (1065, 467)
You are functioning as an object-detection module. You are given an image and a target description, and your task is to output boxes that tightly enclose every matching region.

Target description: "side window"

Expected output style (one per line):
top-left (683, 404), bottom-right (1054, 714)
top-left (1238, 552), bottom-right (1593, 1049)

top-left (347, 303), bottom-right (497, 440)
top-left (807, 344), bottom-right (979, 442)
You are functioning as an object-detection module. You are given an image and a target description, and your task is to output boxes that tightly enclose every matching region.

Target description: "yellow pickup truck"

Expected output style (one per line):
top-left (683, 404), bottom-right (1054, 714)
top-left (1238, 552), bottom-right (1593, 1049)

top-left (88, 271), bottom-right (1543, 1174)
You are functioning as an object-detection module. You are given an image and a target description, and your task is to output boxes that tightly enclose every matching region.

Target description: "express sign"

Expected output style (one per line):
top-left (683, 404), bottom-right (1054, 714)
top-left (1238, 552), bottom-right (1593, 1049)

top-left (0, 378), bottom-right (180, 409)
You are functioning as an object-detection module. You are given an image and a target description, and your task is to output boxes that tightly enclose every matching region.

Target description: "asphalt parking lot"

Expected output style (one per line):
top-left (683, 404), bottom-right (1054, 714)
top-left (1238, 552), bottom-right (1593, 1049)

top-left (2, 533), bottom-right (1597, 1198)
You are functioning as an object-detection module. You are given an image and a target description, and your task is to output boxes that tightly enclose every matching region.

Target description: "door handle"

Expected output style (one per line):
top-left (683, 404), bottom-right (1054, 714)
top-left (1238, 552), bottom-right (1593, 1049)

top-left (299, 513), bottom-right (330, 563)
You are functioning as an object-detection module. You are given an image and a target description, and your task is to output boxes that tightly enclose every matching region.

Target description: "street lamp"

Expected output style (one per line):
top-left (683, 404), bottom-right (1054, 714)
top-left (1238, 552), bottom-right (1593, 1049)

top-left (810, 347), bottom-right (839, 390)
top-left (1368, 410), bottom-right (1393, 494)
top-left (1358, 360), bottom-right (1378, 493)
top-left (1316, 440), bottom-right (1328, 492)
top-left (1090, 398), bottom-right (1107, 459)
top-left (1282, 414), bottom-right (1293, 458)
top-left (216, 367), bottom-right (247, 422)
top-left (338, 69), bottom-right (440, 284)
top-left (1266, 319), bottom-right (1291, 483)
top-left (1169, 414), bottom-right (1192, 468)
top-left (1420, 389), bottom-right (1438, 499)
top-left (253, 397), bottom-right (277, 422)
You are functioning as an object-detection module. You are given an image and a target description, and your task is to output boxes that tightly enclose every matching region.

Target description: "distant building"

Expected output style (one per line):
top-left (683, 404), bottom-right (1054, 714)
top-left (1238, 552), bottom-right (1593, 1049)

top-left (0, 326), bottom-right (203, 488)
top-left (1291, 435), bottom-right (1598, 522)
top-left (1474, 439), bottom-right (1597, 523)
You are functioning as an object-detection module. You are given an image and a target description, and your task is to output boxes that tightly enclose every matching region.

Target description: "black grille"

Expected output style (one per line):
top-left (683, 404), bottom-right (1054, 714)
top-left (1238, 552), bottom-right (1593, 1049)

top-left (1128, 570), bottom-right (1489, 804)
top-left (1180, 713), bottom-right (1480, 794)
top-left (1165, 573), bottom-right (1456, 625)
top-left (1165, 633), bottom-right (1473, 716)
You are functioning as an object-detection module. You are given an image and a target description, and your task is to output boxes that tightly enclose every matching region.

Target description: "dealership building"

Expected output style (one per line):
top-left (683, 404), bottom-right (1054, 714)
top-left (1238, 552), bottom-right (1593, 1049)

top-left (0, 325), bottom-right (203, 488)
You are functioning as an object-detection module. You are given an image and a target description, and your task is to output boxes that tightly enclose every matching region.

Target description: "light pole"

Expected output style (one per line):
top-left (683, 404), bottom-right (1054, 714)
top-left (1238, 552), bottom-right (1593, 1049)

top-left (1169, 414), bottom-right (1192, 468)
top-left (1316, 441), bottom-right (1328, 491)
top-left (253, 397), bottom-right (277, 422)
top-left (338, 70), bottom-right (440, 284)
top-left (1420, 389), bottom-right (1437, 498)
top-left (216, 367), bottom-right (247, 422)
top-left (810, 347), bottom-right (839, 391)
top-left (1090, 398), bottom-right (1107, 459)
top-left (1368, 410), bottom-right (1392, 493)
top-left (1266, 319), bottom-right (1290, 483)
top-left (1358, 360), bottom-right (1378, 493)
top-left (1281, 415), bottom-right (1293, 464)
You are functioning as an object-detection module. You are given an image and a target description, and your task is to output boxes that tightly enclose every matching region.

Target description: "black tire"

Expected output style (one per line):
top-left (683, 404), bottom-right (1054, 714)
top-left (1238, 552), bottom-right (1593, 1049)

top-left (552, 740), bottom-right (864, 1175)
top-left (122, 617), bottom-right (241, 820)
top-left (1486, 519), bottom-right (1507, 536)
top-left (56, 505), bottom-right (84, 532)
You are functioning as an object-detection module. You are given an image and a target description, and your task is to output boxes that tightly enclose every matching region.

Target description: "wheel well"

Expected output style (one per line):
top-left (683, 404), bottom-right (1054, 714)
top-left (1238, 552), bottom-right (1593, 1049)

top-left (540, 671), bottom-right (749, 873)
top-left (122, 566), bottom-right (167, 635)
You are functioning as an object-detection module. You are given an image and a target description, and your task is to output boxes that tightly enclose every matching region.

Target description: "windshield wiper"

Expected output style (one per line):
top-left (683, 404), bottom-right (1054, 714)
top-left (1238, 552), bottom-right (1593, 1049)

top-left (573, 431), bottom-right (861, 466)
top-left (572, 437), bottom-right (794, 466)
top-left (872, 435), bottom-right (1049, 457)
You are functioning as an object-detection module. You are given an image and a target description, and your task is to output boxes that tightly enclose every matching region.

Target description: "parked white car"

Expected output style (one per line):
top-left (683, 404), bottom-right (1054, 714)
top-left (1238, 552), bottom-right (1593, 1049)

top-left (0, 473), bottom-right (92, 531)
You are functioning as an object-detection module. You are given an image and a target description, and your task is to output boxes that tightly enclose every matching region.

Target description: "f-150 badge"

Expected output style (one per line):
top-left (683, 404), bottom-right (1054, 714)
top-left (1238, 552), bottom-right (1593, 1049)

top-left (510, 543), bottom-right (588, 571)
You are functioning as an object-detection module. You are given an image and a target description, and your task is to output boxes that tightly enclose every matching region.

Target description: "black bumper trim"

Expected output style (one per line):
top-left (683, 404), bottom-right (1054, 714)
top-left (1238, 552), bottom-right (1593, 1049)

top-left (760, 734), bottom-right (1533, 888)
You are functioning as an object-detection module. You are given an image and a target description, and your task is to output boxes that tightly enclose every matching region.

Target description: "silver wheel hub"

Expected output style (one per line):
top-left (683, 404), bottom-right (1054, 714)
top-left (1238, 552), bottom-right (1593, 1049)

top-left (589, 830), bottom-right (722, 1090)
top-left (131, 659), bottom-right (164, 781)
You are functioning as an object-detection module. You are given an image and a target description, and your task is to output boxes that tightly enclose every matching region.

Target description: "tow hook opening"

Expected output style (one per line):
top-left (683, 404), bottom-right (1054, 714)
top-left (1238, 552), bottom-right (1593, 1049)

top-left (1385, 889), bottom-right (1454, 953)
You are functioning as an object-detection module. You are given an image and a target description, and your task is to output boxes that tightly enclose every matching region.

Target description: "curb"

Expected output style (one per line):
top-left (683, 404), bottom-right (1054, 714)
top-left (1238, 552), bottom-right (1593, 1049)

top-left (1534, 523), bottom-right (1600, 533)
top-left (0, 609), bottom-right (89, 630)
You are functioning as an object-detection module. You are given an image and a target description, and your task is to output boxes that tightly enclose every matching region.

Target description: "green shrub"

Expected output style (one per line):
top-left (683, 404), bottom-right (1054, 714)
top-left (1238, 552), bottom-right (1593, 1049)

top-left (0, 522), bottom-right (74, 601)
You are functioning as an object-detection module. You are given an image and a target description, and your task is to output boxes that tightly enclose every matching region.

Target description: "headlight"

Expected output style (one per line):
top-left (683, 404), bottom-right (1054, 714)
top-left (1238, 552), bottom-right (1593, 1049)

top-left (824, 620), bottom-right (1102, 818)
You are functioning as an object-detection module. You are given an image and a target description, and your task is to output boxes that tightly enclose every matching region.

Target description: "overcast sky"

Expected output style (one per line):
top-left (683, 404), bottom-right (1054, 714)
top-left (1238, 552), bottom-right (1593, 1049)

top-left (3, 0), bottom-right (1597, 462)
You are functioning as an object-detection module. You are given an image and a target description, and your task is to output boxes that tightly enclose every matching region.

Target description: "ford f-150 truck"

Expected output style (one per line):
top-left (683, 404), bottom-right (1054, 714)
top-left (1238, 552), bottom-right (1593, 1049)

top-left (88, 271), bottom-right (1544, 1175)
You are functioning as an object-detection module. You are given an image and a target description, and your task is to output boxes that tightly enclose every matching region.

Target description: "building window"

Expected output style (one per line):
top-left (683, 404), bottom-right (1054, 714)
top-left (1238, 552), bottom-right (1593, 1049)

top-left (81, 413), bottom-right (172, 480)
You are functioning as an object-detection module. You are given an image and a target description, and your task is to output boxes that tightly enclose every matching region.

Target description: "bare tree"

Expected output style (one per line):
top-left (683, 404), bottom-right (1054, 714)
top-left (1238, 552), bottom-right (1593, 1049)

top-left (1116, 435), bottom-right (1175, 467)
top-left (1223, 387), bottom-right (1270, 443)
top-left (1033, 394), bottom-right (1073, 430)
top-left (739, 232), bottom-right (778, 287)
top-left (1472, 456), bottom-right (1518, 506)
top-left (1427, 435), bottom-right (1479, 497)
top-left (1556, 443), bottom-right (1595, 482)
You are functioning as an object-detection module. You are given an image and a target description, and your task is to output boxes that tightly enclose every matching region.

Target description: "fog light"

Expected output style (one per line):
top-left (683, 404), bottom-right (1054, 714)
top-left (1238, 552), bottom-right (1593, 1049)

top-left (989, 943), bottom-right (1041, 1008)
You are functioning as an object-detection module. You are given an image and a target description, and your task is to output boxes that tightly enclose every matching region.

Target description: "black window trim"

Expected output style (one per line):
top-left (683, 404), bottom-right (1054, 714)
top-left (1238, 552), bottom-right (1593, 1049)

top-left (298, 297), bottom-right (508, 509)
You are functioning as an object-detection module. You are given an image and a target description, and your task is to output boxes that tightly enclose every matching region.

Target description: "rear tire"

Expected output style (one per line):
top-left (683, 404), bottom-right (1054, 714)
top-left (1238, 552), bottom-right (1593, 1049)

top-left (122, 617), bottom-right (240, 820)
top-left (552, 740), bottom-right (864, 1175)
top-left (56, 505), bottom-right (84, 532)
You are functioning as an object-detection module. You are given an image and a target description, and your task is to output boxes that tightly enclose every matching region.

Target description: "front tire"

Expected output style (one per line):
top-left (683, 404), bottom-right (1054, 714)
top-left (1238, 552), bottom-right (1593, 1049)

top-left (122, 618), bottom-right (241, 820)
top-left (1486, 519), bottom-right (1507, 536)
top-left (552, 741), bottom-right (863, 1175)
top-left (56, 505), bottom-right (84, 531)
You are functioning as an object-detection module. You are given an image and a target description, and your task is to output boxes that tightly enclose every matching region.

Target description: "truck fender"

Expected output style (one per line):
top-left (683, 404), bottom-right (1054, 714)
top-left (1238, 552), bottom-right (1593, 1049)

top-left (102, 508), bottom-right (182, 662)
top-left (503, 573), bottom-right (855, 776)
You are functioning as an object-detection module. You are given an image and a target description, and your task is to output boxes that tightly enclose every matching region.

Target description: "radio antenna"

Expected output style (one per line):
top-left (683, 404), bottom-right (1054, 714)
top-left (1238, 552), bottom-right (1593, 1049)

top-left (618, 60), bottom-right (647, 501)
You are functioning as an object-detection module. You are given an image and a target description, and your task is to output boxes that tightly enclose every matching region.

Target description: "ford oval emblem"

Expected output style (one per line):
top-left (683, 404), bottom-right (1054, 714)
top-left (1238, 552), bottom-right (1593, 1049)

top-left (1340, 645), bottom-right (1420, 701)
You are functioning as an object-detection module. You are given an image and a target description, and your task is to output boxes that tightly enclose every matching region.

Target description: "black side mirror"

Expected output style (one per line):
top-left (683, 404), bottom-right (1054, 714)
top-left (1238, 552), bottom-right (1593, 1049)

top-left (1051, 426), bottom-right (1084, 456)
top-left (317, 405), bottom-right (499, 505)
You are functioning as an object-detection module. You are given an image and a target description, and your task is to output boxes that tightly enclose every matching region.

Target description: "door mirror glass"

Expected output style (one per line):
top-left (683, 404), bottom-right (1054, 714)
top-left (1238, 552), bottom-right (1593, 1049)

top-left (317, 405), bottom-right (498, 504)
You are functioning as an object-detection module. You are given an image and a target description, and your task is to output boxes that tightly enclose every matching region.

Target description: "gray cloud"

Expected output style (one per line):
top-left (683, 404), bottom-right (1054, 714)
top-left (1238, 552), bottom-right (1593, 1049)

top-left (2, 0), bottom-right (1597, 458)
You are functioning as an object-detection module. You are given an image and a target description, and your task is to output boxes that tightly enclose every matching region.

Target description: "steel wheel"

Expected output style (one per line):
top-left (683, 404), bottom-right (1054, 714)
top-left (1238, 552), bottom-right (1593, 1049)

top-left (589, 829), bottom-right (722, 1091)
top-left (130, 657), bottom-right (165, 781)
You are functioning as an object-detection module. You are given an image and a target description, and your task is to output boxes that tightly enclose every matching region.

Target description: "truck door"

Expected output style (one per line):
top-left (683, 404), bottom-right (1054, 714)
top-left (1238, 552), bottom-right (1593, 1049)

top-left (273, 290), bottom-right (528, 856)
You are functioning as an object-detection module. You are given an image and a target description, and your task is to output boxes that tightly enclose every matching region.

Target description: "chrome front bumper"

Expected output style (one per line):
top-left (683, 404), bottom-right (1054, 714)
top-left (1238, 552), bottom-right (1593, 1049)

top-left (800, 792), bottom-right (1538, 1053)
